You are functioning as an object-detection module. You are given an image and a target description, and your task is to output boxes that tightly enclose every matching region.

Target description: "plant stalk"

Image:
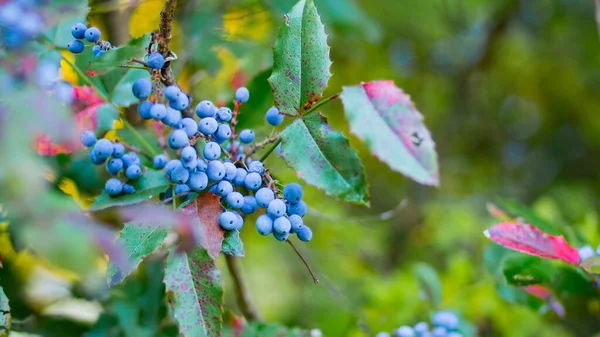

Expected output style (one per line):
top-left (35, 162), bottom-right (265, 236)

top-left (225, 255), bottom-right (264, 321)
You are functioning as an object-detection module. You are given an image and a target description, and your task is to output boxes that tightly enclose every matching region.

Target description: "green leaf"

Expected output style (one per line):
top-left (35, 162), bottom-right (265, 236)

top-left (0, 285), bottom-right (10, 335)
top-left (501, 255), bottom-right (556, 286)
top-left (279, 113), bottom-right (368, 205)
top-left (495, 198), bottom-right (562, 235)
top-left (413, 262), bottom-right (442, 307)
top-left (164, 247), bottom-right (223, 337)
top-left (89, 170), bottom-right (170, 211)
top-left (341, 80), bottom-right (439, 186)
top-left (268, 0), bottom-right (332, 114)
top-left (221, 230), bottom-right (244, 257)
top-left (44, 15), bottom-right (87, 48)
top-left (108, 69), bottom-right (150, 107)
top-left (117, 128), bottom-right (162, 163)
top-left (241, 322), bottom-right (307, 337)
top-left (90, 35), bottom-right (150, 73)
top-left (581, 256), bottom-right (600, 274)
top-left (106, 222), bottom-right (168, 287)
top-left (96, 104), bottom-right (119, 133)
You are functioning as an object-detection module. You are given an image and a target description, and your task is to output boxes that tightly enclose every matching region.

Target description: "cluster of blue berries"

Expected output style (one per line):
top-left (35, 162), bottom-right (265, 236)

top-left (578, 245), bottom-right (600, 262)
top-left (67, 22), bottom-right (113, 58)
top-left (0, 0), bottom-right (44, 49)
top-left (80, 131), bottom-right (143, 196)
top-left (376, 312), bottom-right (463, 337)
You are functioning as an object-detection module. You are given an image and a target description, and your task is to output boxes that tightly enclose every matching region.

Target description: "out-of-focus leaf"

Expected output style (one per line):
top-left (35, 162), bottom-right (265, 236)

top-left (235, 68), bottom-right (272, 130)
top-left (494, 198), bottom-right (562, 235)
top-left (164, 247), bottom-right (223, 337)
top-left (413, 262), bottom-right (442, 307)
top-left (117, 128), bottom-right (162, 163)
top-left (129, 0), bottom-right (162, 38)
top-left (181, 193), bottom-right (224, 260)
top-left (279, 113), bottom-right (368, 205)
top-left (96, 104), bottom-right (119, 133)
top-left (44, 15), bottom-right (87, 48)
top-left (268, 0), bottom-right (332, 114)
top-left (107, 69), bottom-right (150, 107)
top-left (501, 254), bottom-right (556, 286)
top-left (523, 285), bottom-right (565, 317)
top-left (90, 35), bottom-right (149, 73)
top-left (106, 222), bottom-right (168, 287)
top-left (0, 285), bottom-right (10, 335)
top-left (340, 80), bottom-right (439, 186)
top-left (580, 256), bottom-right (600, 274)
top-left (241, 322), bottom-right (307, 337)
top-left (221, 230), bottom-right (244, 257)
top-left (551, 266), bottom-right (596, 296)
top-left (484, 222), bottom-right (580, 264)
top-left (89, 170), bottom-right (170, 211)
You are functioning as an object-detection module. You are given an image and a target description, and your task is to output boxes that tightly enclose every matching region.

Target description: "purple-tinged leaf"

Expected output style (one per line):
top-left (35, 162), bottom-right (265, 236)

top-left (181, 193), bottom-right (224, 260)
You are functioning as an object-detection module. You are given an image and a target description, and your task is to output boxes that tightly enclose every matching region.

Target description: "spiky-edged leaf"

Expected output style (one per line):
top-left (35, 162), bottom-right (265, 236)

top-left (221, 230), bottom-right (244, 257)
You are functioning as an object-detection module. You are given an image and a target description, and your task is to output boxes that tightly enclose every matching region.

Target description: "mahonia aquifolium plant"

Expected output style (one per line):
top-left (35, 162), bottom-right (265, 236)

top-left (376, 312), bottom-right (464, 337)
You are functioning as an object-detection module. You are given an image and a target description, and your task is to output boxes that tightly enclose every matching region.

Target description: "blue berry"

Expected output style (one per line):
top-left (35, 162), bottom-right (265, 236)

top-left (147, 52), bottom-right (165, 69)
top-left (414, 322), bottom-right (429, 334)
top-left (175, 183), bottom-right (191, 195)
top-left (216, 107), bottom-right (232, 122)
top-left (80, 130), bottom-right (96, 147)
top-left (95, 49), bottom-right (106, 59)
top-left (92, 45), bottom-right (101, 57)
top-left (188, 172), bottom-right (208, 191)
top-left (206, 160), bottom-right (225, 181)
top-left (214, 123), bottom-right (232, 141)
top-left (170, 94), bottom-right (189, 111)
top-left (375, 333), bottom-right (390, 337)
top-left (123, 184), bottom-right (135, 194)
top-left (122, 152), bottom-right (140, 168)
top-left (168, 129), bottom-right (189, 149)
top-left (274, 231), bottom-right (290, 242)
top-left (105, 178), bottom-right (123, 196)
top-left (244, 172), bottom-right (262, 190)
top-left (93, 139), bottom-right (114, 159)
top-left (153, 154), bottom-right (168, 169)
top-left (165, 159), bottom-right (182, 175)
top-left (196, 100), bottom-right (217, 118)
top-left (112, 143), bottom-right (125, 158)
top-left (171, 166), bottom-right (190, 184)
top-left (164, 85), bottom-right (181, 101)
top-left (132, 78), bottom-right (152, 99)
top-left (219, 211), bottom-right (240, 231)
top-left (138, 101), bottom-right (153, 120)
top-left (203, 142), bottom-right (221, 160)
top-left (284, 183), bottom-right (303, 204)
top-left (255, 188), bottom-right (274, 208)
top-left (235, 87), bottom-right (249, 103)
top-left (196, 159), bottom-right (208, 172)
top-left (289, 214), bottom-right (303, 233)
top-left (90, 150), bottom-right (106, 165)
top-left (226, 192), bottom-right (244, 209)
top-left (126, 165), bottom-right (142, 179)
top-left (266, 106), bottom-right (284, 126)
top-left (106, 158), bottom-right (123, 175)
top-left (215, 180), bottom-right (233, 197)
top-left (447, 333), bottom-right (462, 337)
top-left (150, 103), bottom-right (167, 120)
top-left (239, 129), bottom-right (255, 143)
top-left (287, 200), bottom-right (307, 217)
top-left (273, 216), bottom-right (291, 235)
top-left (84, 27), bottom-right (101, 42)
top-left (71, 23), bottom-right (87, 39)
top-left (433, 312), bottom-right (459, 330)
top-left (267, 199), bottom-right (286, 218)
top-left (248, 160), bottom-right (264, 174)
top-left (234, 212), bottom-right (244, 230)
top-left (579, 245), bottom-right (595, 261)
top-left (67, 40), bottom-right (84, 54)
top-left (240, 196), bottom-right (258, 214)
top-left (225, 141), bottom-right (243, 152)
top-left (233, 168), bottom-right (247, 186)
top-left (180, 145), bottom-right (197, 162)
top-left (396, 326), bottom-right (415, 337)
top-left (179, 117), bottom-right (198, 137)
top-left (223, 162), bottom-right (237, 181)
top-left (255, 215), bottom-right (273, 236)
top-left (432, 327), bottom-right (447, 337)
top-left (198, 117), bottom-right (218, 135)
top-left (297, 225), bottom-right (312, 242)
top-left (182, 157), bottom-right (198, 170)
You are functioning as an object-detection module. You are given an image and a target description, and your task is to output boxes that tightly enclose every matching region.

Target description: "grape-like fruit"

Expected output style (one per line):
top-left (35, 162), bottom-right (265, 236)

top-left (182, 157), bottom-right (197, 170)
top-left (171, 166), bottom-right (190, 184)
top-left (94, 139), bottom-right (114, 159)
top-left (123, 184), bottom-right (135, 194)
top-left (80, 130), bottom-right (96, 147)
top-left (214, 123), bottom-right (232, 141)
top-left (84, 27), bottom-right (101, 42)
top-left (375, 333), bottom-right (391, 337)
top-left (226, 192), bottom-right (244, 209)
top-left (235, 87), bottom-right (250, 103)
top-left (267, 199), bottom-right (286, 218)
top-left (433, 312), bottom-right (459, 330)
top-left (196, 159), bottom-right (208, 172)
top-left (164, 85), bottom-right (181, 101)
top-left (105, 178), bottom-right (123, 196)
top-left (92, 45), bottom-right (101, 57)
top-left (244, 172), bottom-right (262, 190)
top-left (240, 196), bottom-right (258, 214)
top-left (395, 326), bottom-right (414, 337)
top-left (132, 78), bottom-right (152, 99)
top-left (579, 245), bottom-right (595, 261)
top-left (248, 160), bottom-right (264, 174)
top-left (255, 215), bottom-right (274, 236)
top-left (266, 106), bottom-right (284, 126)
top-left (432, 327), bottom-right (447, 337)
top-left (206, 160), bottom-right (225, 181)
top-left (447, 333), bottom-right (463, 337)
top-left (284, 183), bottom-right (303, 204)
top-left (147, 52), bottom-right (165, 69)
top-left (168, 129), bottom-right (189, 149)
top-left (106, 158), bottom-right (123, 175)
top-left (239, 129), bottom-right (255, 143)
top-left (216, 107), bottom-right (232, 122)
top-left (215, 180), bottom-right (233, 197)
top-left (233, 168), bottom-right (247, 186)
top-left (90, 150), bottom-right (105, 165)
top-left (179, 117), bottom-right (198, 137)
top-left (289, 214), bottom-right (303, 233)
top-left (122, 152), bottom-right (140, 168)
top-left (175, 183), bottom-right (191, 195)
top-left (112, 143), bottom-right (125, 158)
top-left (287, 200), bottom-right (307, 217)
top-left (125, 165), bottom-right (142, 179)
top-left (67, 40), bottom-right (84, 54)
top-left (71, 23), bottom-right (87, 39)
top-left (188, 172), bottom-right (208, 191)
top-left (180, 146), bottom-right (197, 162)
top-left (196, 100), bottom-right (217, 118)
top-left (297, 225), bottom-right (312, 242)
top-left (219, 211), bottom-right (240, 231)
top-left (170, 94), bottom-right (189, 111)
top-left (274, 231), bottom-right (290, 242)
top-left (273, 216), bottom-right (291, 235)
top-left (413, 323), bottom-right (429, 334)
top-left (255, 187), bottom-right (274, 208)
top-left (165, 159), bottom-right (182, 175)
top-left (150, 103), bottom-right (167, 120)
top-left (153, 154), bottom-right (168, 169)
top-left (203, 142), bottom-right (221, 160)
top-left (223, 162), bottom-right (237, 181)
top-left (198, 117), bottom-right (218, 135)
top-left (138, 101), bottom-right (153, 120)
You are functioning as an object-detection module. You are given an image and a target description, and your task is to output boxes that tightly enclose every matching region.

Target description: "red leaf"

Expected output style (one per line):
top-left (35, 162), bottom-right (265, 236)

top-left (524, 285), bottom-right (565, 318)
top-left (484, 222), bottom-right (580, 264)
top-left (181, 193), bottom-right (224, 260)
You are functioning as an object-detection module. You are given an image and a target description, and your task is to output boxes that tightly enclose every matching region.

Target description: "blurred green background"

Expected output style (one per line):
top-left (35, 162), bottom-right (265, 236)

top-left (3, 0), bottom-right (600, 336)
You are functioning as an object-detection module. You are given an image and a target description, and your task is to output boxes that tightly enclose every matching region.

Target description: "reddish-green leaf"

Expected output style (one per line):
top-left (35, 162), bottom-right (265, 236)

top-left (341, 80), bottom-right (439, 186)
top-left (181, 193), bottom-right (224, 260)
top-left (268, 0), bottom-right (332, 114)
top-left (484, 222), bottom-right (580, 264)
top-left (164, 247), bottom-right (223, 337)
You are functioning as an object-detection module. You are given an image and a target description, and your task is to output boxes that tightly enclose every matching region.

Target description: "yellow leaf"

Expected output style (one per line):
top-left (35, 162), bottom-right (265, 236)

top-left (60, 51), bottom-right (77, 85)
top-left (223, 6), bottom-right (272, 42)
top-left (129, 0), bottom-right (163, 38)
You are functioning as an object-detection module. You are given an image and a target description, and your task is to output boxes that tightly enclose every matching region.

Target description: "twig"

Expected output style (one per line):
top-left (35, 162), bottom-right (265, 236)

top-left (303, 93), bottom-right (340, 117)
top-left (131, 58), bottom-right (148, 67)
top-left (230, 101), bottom-right (241, 160)
top-left (245, 135), bottom-right (280, 158)
top-left (121, 142), bottom-right (153, 161)
top-left (158, 0), bottom-right (177, 85)
top-left (160, 190), bottom-right (192, 205)
top-left (225, 255), bottom-right (264, 321)
top-left (287, 238), bottom-right (319, 284)
top-left (120, 64), bottom-right (149, 71)
top-left (263, 170), bottom-right (280, 197)
top-left (258, 138), bottom-right (282, 162)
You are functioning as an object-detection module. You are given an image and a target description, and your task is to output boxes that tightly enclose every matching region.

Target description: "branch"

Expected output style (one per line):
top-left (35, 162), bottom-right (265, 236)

top-left (158, 0), bottom-right (177, 85)
top-left (225, 255), bottom-right (263, 321)
top-left (287, 238), bottom-right (319, 284)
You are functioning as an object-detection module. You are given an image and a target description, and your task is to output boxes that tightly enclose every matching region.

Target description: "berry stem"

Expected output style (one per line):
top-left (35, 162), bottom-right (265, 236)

top-left (302, 93), bottom-right (340, 116)
top-left (230, 101), bottom-right (241, 160)
top-left (245, 135), bottom-right (280, 158)
top-left (120, 64), bottom-right (149, 71)
top-left (225, 255), bottom-right (264, 322)
top-left (287, 238), bottom-right (319, 284)
top-left (120, 143), bottom-right (153, 161)
top-left (258, 138), bottom-right (282, 162)
top-left (158, 0), bottom-right (178, 85)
